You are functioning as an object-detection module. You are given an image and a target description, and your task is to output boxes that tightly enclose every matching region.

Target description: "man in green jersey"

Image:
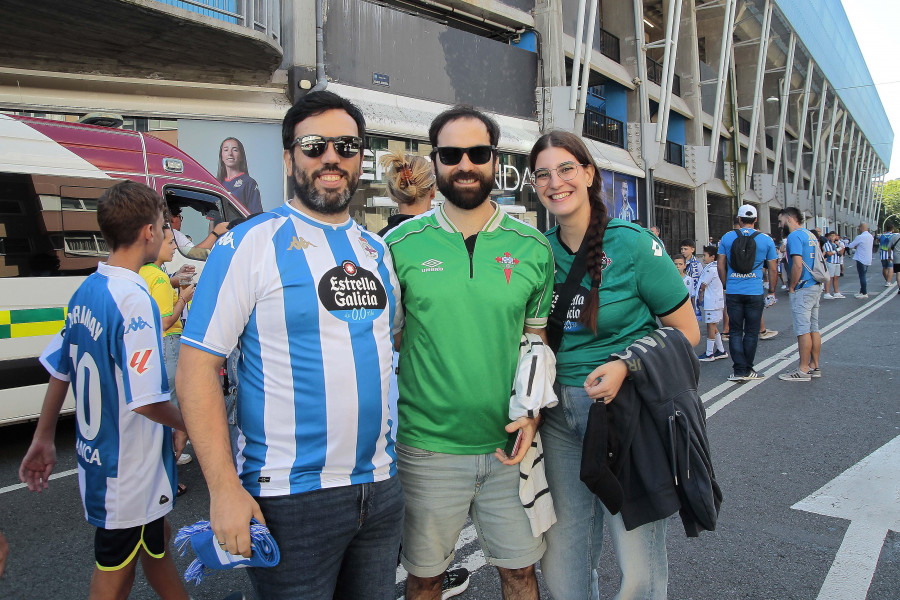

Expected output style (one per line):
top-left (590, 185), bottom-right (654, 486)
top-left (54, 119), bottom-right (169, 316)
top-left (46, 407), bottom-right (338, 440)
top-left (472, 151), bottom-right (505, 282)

top-left (385, 106), bottom-right (554, 600)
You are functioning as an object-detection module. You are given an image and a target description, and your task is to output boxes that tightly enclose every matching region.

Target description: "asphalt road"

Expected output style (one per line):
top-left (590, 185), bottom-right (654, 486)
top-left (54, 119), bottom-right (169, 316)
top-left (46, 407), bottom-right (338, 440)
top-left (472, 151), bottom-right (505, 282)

top-left (1, 270), bottom-right (898, 600)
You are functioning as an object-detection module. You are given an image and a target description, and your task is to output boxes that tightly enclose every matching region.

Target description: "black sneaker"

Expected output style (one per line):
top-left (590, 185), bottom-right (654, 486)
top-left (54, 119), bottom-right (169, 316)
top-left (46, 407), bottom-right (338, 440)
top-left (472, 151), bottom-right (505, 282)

top-left (442, 568), bottom-right (470, 599)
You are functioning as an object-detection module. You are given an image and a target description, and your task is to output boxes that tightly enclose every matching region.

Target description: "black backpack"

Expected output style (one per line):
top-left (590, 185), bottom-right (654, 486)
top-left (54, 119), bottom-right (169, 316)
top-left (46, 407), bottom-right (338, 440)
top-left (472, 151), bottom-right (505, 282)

top-left (729, 230), bottom-right (761, 274)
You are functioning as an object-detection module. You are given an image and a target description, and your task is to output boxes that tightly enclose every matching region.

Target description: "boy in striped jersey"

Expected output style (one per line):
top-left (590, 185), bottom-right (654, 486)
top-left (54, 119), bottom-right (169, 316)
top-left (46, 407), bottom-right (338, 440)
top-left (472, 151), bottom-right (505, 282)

top-left (178, 91), bottom-right (403, 600)
top-left (19, 181), bottom-right (189, 600)
top-left (822, 231), bottom-right (843, 299)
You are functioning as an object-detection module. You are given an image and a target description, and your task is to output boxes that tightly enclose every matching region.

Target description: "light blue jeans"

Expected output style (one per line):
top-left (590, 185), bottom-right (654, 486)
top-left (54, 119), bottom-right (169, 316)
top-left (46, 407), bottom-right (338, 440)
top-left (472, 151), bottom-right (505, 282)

top-left (163, 334), bottom-right (180, 406)
top-left (541, 384), bottom-right (668, 600)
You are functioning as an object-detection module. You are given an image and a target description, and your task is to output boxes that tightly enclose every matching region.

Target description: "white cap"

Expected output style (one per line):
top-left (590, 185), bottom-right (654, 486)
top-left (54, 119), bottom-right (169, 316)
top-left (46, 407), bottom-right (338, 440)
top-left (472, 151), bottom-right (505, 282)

top-left (737, 204), bottom-right (757, 219)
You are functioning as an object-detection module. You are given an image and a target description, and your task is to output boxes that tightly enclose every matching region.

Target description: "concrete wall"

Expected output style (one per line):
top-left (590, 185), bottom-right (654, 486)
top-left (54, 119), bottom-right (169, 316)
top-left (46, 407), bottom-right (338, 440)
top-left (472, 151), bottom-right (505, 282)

top-left (323, 0), bottom-right (538, 119)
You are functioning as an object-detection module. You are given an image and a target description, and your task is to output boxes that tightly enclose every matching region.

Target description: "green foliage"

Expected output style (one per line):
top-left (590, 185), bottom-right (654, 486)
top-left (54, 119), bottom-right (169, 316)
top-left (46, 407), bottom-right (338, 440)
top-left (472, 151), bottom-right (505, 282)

top-left (881, 179), bottom-right (900, 228)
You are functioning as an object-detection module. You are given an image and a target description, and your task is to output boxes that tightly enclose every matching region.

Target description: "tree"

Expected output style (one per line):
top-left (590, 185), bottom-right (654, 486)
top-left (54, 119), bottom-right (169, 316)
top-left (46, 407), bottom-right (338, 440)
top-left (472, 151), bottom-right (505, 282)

top-left (880, 179), bottom-right (900, 229)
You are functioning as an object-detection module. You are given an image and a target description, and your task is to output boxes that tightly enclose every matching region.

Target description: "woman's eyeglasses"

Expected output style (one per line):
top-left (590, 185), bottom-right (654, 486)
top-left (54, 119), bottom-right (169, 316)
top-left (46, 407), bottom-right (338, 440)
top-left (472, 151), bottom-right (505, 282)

top-left (432, 145), bottom-right (496, 166)
top-left (292, 135), bottom-right (363, 159)
top-left (531, 162), bottom-right (587, 188)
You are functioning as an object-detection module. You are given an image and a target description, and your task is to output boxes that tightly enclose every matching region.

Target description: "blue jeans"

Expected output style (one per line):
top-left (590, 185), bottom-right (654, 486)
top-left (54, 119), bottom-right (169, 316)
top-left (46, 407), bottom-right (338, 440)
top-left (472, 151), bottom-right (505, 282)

top-left (725, 293), bottom-right (765, 376)
top-left (248, 477), bottom-right (404, 600)
top-left (163, 334), bottom-right (180, 406)
top-left (541, 384), bottom-right (669, 600)
top-left (856, 260), bottom-right (868, 294)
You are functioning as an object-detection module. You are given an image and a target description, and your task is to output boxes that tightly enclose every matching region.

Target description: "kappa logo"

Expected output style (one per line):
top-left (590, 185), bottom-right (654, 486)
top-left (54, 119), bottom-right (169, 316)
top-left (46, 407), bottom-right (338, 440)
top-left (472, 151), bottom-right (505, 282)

top-left (496, 252), bottom-right (520, 284)
top-left (421, 258), bottom-right (444, 272)
top-left (125, 317), bottom-right (152, 334)
top-left (288, 236), bottom-right (316, 251)
top-left (217, 231), bottom-right (236, 249)
top-left (129, 349), bottom-right (153, 375)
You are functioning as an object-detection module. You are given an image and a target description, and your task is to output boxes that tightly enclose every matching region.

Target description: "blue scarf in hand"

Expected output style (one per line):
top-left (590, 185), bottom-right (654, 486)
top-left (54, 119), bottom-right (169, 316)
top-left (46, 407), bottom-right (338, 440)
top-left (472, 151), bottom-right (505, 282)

top-left (174, 519), bottom-right (280, 585)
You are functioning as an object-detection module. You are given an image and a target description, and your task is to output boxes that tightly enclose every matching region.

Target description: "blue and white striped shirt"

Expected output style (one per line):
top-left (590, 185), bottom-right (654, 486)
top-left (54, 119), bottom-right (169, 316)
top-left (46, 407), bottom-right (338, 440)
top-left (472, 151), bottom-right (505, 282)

top-left (183, 203), bottom-right (402, 497)
top-left (41, 263), bottom-right (176, 529)
top-left (823, 241), bottom-right (840, 264)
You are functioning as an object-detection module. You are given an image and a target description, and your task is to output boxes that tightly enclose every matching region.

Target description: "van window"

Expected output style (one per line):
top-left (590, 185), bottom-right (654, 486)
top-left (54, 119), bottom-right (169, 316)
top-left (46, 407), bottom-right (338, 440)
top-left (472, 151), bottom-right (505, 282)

top-left (164, 186), bottom-right (229, 262)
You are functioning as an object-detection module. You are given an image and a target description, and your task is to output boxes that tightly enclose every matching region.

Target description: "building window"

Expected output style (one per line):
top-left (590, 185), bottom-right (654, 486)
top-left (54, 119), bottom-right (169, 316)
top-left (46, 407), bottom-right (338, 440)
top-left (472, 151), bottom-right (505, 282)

top-left (707, 193), bottom-right (733, 244)
top-left (654, 182), bottom-right (694, 252)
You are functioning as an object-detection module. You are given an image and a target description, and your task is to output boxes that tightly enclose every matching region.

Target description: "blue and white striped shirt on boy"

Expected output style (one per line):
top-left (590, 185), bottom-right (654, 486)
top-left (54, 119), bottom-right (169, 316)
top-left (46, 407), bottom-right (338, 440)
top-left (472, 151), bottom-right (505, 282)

top-left (823, 240), bottom-right (840, 264)
top-left (41, 263), bottom-right (176, 529)
top-left (182, 203), bottom-right (402, 497)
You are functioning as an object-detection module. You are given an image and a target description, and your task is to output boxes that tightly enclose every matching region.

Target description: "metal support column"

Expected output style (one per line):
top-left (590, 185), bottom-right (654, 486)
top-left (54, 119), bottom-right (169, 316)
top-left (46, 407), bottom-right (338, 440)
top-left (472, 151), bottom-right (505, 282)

top-left (829, 111), bottom-right (847, 226)
top-left (818, 101), bottom-right (840, 223)
top-left (807, 82), bottom-right (829, 222)
top-left (846, 133), bottom-right (863, 213)
top-left (569, 0), bottom-right (587, 110)
top-left (744, 0), bottom-right (773, 192)
top-left (574, 0), bottom-right (599, 134)
top-left (655, 0), bottom-right (685, 150)
top-left (634, 0), bottom-right (654, 225)
top-left (708, 0), bottom-right (736, 163)
top-left (792, 59), bottom-right (815, 193)
top-left (842, 127), bottom-right (860, 212)
top-left (771, 33), bottom-right (795, 183)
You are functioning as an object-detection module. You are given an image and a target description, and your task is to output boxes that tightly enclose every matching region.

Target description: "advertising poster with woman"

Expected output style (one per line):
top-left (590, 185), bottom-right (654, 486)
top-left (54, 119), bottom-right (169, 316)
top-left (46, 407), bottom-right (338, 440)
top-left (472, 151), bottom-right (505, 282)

top-left (177, 120), bottom-right (284, 213)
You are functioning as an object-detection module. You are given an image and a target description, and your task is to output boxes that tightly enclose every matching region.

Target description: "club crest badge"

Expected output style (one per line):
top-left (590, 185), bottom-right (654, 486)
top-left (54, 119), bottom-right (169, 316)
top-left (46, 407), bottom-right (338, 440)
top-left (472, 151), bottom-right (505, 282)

top-left (496, 252), bottom-right (520, 284)
top-left (358, 236), bottom-right (378, 260)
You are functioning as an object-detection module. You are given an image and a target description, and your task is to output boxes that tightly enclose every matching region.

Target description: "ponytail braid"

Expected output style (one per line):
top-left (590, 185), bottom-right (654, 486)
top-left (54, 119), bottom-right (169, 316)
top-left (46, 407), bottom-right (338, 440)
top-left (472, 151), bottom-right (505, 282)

top-left (578, 192), bottom-right (610, 334)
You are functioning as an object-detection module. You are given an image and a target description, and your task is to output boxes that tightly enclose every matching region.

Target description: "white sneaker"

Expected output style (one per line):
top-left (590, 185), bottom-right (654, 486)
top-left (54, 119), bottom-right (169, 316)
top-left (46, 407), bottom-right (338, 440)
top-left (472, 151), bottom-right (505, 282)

top-left (832, 293), bottom-right (845, 298)
top-left (781, 285), bottom-right (788, 290)
top-left (887, 281), bottom-right (896, 287)
top-left (759, 329), bottom-right (779, 340)
top-left (854, 293), bottom-right (869, 299)
top-left (822, 293), bottom-right (834, 300)
top-left (177, 453), bottom-right (193, 466)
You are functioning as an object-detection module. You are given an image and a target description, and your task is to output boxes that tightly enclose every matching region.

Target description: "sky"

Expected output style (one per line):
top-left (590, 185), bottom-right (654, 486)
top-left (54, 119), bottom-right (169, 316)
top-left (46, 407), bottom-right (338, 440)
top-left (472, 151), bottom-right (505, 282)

top-left (841, 0), bottom-right (900, 181)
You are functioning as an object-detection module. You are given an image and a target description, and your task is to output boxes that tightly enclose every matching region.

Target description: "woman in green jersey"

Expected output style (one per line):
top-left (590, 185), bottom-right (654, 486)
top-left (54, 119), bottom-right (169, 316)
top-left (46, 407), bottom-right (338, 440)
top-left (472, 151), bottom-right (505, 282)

top-left (529, 131), bottom-right (699, 600)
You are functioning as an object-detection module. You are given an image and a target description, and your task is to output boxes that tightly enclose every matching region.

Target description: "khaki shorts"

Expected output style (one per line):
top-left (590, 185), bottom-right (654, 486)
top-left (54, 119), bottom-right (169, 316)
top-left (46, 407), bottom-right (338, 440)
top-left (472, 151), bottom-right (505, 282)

top-left (396, 442), bottom-right (545, 577)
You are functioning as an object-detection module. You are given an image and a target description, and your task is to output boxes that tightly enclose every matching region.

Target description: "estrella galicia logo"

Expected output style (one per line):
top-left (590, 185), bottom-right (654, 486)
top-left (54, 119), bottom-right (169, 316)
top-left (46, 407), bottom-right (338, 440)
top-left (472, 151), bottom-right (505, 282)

top-left (125, 316), bottom-right (152, 334)
top-left (317, 260), bottom-right (387, 323)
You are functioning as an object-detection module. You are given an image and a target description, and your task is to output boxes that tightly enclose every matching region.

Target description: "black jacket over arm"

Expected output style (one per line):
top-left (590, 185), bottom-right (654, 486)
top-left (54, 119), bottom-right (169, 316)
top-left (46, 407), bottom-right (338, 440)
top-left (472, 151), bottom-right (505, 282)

top-left (579, 327), bottom-right (722, 537)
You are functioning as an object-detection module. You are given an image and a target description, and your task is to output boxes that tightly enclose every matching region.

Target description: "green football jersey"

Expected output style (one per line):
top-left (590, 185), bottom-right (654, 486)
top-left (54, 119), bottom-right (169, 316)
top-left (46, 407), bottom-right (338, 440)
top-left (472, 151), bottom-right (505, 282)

top-left (546, 219), bottom-right (689, 386)
top-left (385, 203), bottom-right (555, 454)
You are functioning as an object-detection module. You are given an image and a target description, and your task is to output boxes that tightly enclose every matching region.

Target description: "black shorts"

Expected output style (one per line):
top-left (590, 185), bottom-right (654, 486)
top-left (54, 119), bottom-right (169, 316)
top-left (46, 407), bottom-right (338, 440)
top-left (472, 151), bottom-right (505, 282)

top-left (894, 263), bottom-right (900, 273)
top-left (94, 516), bottom-right (166, 571)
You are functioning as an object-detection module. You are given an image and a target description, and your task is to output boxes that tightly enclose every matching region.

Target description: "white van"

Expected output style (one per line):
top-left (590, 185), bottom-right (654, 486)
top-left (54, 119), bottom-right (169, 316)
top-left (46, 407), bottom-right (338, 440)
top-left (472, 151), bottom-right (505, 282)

top-left (0, 114), bottom-right (251, 425)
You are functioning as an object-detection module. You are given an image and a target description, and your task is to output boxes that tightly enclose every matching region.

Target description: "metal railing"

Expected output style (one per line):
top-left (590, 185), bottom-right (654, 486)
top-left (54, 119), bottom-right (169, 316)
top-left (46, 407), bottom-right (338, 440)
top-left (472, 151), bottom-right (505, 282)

top-left (598, 27), bottom-right (620, 63)
top-left (664, 140), bottom-right (684, 166)
top-left (583, 108), bottom-right (625, 148)
top-left (155, 0), bottom-right (280, 41)
top-left (646, 57), bottom-right (681, 96)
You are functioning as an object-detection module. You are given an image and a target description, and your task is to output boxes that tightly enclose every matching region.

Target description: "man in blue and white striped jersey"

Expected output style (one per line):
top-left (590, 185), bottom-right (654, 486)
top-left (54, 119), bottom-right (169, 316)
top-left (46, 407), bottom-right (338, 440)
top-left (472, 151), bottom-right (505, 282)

top-left (178, 91), bottom-right (404, 600)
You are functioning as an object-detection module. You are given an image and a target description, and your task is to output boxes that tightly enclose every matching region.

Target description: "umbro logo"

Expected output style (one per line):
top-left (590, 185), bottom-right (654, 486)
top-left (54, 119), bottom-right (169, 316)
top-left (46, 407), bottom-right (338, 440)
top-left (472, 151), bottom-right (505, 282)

top-left (125, 317), bottom-right (152, 333)
top-left (159, 495), bottom-right (170, 505)
top-left (421, 259), bottom-right (444, 272)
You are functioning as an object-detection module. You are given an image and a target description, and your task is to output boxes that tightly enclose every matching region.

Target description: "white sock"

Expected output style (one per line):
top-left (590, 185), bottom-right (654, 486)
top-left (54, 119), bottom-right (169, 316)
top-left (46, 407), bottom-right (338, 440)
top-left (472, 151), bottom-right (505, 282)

top-left (706, 339), bottom-right (715, 355)
top-left (715, 334), bottom-right (725, 353)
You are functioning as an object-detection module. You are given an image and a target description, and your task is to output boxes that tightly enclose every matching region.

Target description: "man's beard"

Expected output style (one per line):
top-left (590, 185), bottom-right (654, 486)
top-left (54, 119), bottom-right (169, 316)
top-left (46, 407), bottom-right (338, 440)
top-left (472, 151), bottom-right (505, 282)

top-left (782, 224), bottom-right (791, 238)
top-left (291, 160), bottom-right (359, 215)
top-left (436, 168), bottom-right (494, 210)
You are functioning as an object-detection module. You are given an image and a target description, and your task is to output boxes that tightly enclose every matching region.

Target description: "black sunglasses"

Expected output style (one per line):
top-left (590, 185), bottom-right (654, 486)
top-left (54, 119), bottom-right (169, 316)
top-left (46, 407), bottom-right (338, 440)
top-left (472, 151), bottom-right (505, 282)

top-left (292, 135), bottom-right (363, 159)
top-left (432, 145), bottom-right (497, 166)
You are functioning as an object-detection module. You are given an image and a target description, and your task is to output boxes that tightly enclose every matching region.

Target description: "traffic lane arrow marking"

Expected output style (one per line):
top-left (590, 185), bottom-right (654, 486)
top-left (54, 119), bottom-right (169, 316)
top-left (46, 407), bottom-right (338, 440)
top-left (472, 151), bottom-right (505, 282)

top-left (791, 435), bottom-right (900, 600)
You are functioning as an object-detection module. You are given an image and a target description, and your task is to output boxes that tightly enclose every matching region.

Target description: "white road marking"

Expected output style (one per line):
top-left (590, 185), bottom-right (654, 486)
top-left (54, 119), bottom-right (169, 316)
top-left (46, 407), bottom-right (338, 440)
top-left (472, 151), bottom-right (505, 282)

top-left (705, 288), bottom-right (895, 418)
top-left (0, 468), bottom-right (78, 495)
top-left (792, 436), bottom-right (900, 600)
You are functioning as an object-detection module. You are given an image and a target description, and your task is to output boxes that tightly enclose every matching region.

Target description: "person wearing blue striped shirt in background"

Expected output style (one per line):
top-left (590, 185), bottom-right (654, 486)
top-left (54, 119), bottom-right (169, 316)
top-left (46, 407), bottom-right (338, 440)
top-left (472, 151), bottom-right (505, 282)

top-left (177, 91), bottom-right (404, 600)
top-left (822, 231), bottom-right (844, 299)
